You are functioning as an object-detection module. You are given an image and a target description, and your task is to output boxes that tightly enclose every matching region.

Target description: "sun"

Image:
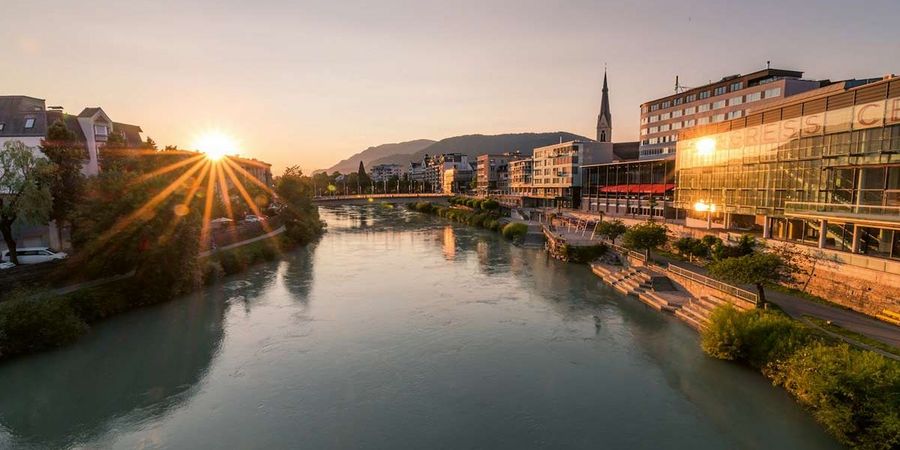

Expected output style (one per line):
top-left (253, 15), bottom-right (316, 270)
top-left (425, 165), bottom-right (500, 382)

top-left (194, 131), bottom-right (239, 161)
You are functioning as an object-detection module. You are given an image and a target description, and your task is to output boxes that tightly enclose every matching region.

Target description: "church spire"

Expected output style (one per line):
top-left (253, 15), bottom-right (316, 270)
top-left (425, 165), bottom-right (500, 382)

top-left (597, 69), bottom-right (612, 142)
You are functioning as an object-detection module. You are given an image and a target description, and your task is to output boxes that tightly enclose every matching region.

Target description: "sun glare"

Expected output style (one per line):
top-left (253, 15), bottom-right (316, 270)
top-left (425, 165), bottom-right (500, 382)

top-left (194, 131), bottom-right (239, 161)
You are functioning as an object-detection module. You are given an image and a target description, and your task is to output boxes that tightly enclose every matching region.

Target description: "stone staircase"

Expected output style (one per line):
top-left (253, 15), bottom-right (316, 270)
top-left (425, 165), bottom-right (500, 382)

top-left (591, 264), bottom-right (683, 312)
top-left (674, 295), bottom-right (734, 331)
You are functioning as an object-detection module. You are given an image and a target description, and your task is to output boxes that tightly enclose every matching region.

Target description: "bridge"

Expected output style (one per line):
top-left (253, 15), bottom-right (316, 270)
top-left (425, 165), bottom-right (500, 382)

top-left (313, 193), bottom-right (451, 205)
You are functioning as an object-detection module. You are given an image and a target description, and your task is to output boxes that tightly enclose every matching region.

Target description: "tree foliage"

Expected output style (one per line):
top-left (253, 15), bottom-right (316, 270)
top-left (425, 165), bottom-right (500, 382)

top-left (622, 221), bottom-right (668, 259)
top-left (707, 252), bottom-right (783, 304)
top-left (40, 120), bottom-right (86, 223)
top-left (275, 165), bottom-right (324, 244)
top-left (0, 141), bottom-right (55, 264)
top-left (597, 219), bottom-right (627, 243)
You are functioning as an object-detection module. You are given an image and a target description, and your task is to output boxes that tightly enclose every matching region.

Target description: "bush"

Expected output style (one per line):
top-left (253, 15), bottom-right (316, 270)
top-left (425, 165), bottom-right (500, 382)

top-left (502, 222), bottom-right (529, 241)
top-left (413, 202), bottom-right (435, 213)
top-left (480, 199), bottom-right (500, 211)
top-left (0, 294), bottom-right (88, 358)
top-left (67, 285), bottom-right (132, 322)
top-left (561, 244), bottom-right (607, 263)
top-left (701, 305), bottom-right (900, 449)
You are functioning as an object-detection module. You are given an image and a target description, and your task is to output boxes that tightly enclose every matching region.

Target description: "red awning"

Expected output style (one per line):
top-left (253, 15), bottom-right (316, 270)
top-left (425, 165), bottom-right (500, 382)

top-left (598, 183), bottom-right (675, 194)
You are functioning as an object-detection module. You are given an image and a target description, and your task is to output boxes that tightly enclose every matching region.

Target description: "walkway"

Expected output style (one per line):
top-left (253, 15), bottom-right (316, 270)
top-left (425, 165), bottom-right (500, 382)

top-left (657, 254), bottom-right (900, 349)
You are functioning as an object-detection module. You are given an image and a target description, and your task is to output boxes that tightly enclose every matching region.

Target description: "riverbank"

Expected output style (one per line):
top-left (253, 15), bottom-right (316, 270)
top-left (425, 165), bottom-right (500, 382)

top-left (0, 226), bottom-right (320, 362)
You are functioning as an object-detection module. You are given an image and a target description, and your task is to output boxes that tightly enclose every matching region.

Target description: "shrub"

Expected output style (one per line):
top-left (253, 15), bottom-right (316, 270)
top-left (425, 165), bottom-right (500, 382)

top-left (67, 285), bottom-right (132, 322)
top-left (413, 202), bottom-right (435, 213)
top-left (701, 305), bottom-right (813, 370)
top-left (480, 199), bottom-right (500, 211)
top-left (562, 244), bottom-right (607, 263)
top-left (0, 294), bottom-right (88, 358)
top-left (502, 222), bottom-right (529, 241)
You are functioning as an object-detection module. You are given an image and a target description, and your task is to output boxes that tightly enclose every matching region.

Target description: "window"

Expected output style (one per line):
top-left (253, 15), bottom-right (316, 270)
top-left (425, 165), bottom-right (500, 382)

top-left (24, 118), bottom-right (35, 129)
top-left (649, 115), bottom-right (659, 123)
top-left (698, 103), bottom-right (710, 112)
top-left (764, 88), bottom-right (782, 99)
top-left (674, 97), bottom-right (683, 106)
top-left (727, 110), bottom-right (743, 120)
top-left (712, 113), bottom-right (726, 123)
top-left (686, 94), bottom-right (697, 102)
top-left (730, 82), bottom-right (743, 91)
top-left (712, 100), bottom-right (726, 109)
top-left (94, 124), bottom-right (108, 136)
top-left (662, 101), bottom-right (671, 109)
top-left (746, 92), bottom-right (762, 102)
top-left (714, 86), bottom-right (727, 96)
top-left (649, 126), bottom-right (659, 134)
top-left (729, 96), bottom-right (743, 106)
top-left (660, 112), bottom-right (670, 120)
top-left (672, 109), bottom-right (682, 118)
top-left (684, 106), bottom-right (696, 115)
top-left (699, 91), bottom-right (710, 99)
top-left (684, 119), bottom-right (696, 127)
top-left (697, 117), bottom-right (709, 125)
top-left (650, 103), bottom-right (659, 111)
top-left (0, 123), bottom-right (4, 132)
top-left (672, 121), bottom-right (682, 130)
top-left (660, 124), bottom-right (670, 132)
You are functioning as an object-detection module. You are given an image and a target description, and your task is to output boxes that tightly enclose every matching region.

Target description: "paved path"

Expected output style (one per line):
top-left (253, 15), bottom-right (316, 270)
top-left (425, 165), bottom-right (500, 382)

top-left (658, 255), bottom-right (900, 349)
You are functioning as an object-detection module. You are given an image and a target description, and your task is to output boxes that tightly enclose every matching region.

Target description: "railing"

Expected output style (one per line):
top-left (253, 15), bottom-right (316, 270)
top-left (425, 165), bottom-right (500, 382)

top-left (605, 241), bottom-right (647, 262)
top-left (666, 264), bottom-right (759, 305)
top-left (313, 193), bottom-right (449, 201)
top-left (785, 201), bottom-right (900, 220)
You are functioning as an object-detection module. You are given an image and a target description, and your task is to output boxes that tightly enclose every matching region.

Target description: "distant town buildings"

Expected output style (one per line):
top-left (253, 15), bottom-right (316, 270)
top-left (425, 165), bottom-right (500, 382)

top-left (476, 153), bottom-right (516, 196)
top-left (369, 163), bottom-right (403, 182)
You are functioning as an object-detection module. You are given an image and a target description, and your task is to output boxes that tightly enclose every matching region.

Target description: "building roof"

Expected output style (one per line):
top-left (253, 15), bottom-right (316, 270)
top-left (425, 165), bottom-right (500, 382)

top-left (113, 122), bottom-right (144, 147)
top-left (0, 95), bottom-right (48, 137)
top-left (598, 71), bottom-right (611, 123)
top-left (45, 110), bottom-right (87, 142)
top-left (78, 107), bottom-right (103, 118)
top-left (641, 68), bottom-right (807, 107)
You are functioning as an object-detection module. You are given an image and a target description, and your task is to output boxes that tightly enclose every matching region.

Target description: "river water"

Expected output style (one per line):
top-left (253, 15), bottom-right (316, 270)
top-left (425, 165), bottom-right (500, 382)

top-left (0, 206), bottom-right (840, 449)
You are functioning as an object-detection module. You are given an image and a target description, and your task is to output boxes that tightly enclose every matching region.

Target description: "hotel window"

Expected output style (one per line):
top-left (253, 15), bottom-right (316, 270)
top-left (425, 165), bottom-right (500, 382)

top-left (698, 103), bottom-right (710, 113)
top-left (662, 101), bottom-right (671, 109)
top-left (650, 104), bottom-right (659, 111)
top-left (764, 88), bottom-right (782, 99)
top-left (727, 110), bottom-right (743, 120)
top-left (712, 113), bottom-right (726, 123)
top-left (649, 126), bottom-right (658, 134)
top-left (24, 118), bottom-right (35, 129)
top-left (660, 112), bottom-right (670, 120)
top-left (730, 82), bottom-right (743, 91)
top-left (699, 91), bottom-right (710, 99)
top-left (686, 94), bottom-right (696, 102)
top-left (660, 124), bottom-right (670, 132)
top-left (672, 109), bottom-right (682, 118)
top-left (672, 121), bottom-right (682, 130)
top-left (649, 137), bottom-right (659, 144)
top-left (684, 106), bottom-right (696, 115)
top-left (674, 97), bottom-right (683, 105)
top-left (714, 86), bottom-right (727, 96)
top-left (649, 115), bottom-right (658, 123)
top-left (746, 92), bottom-right (762, 102)
top-left (712, 100), bottom-right (726, 109)
top-left (641, 106), bottom-right (648, 114)
top-left (685, 119), bottom-right (696, 127)
top-left (728, 96), bottom-right (743, 106)
top-left (697, 117), bottom-right (709, 125)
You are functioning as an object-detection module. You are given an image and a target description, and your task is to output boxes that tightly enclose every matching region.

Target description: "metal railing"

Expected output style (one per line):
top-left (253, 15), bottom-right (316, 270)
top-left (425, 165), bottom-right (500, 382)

top-left (666, 264), bottom-right (758, 305)
top-left (313, 193), bottom-right (449, 201)
top-left (785, 201), bottom-right (900, 219)
top-left (605, 241), bottom-right (647, 262)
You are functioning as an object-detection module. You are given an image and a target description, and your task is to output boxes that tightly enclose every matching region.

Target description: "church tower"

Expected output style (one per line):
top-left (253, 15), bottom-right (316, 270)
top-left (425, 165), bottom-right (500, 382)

top-left (596, 70), bottom-right (612, 142)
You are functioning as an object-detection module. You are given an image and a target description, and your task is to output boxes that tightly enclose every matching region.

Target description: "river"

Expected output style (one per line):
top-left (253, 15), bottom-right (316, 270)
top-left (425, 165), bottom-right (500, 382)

top-left (0, 206), bottom-right (841, 449)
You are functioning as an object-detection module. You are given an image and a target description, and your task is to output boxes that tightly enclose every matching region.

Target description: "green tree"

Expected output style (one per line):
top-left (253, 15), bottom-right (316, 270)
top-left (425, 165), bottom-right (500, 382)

top-left (597, 219), bottom-right (627, 244)
top-left (0, 141), bottom-right (55, 264)
top-left (707, 252), bottom-right (783, 305)
top-left (622, 221), bottom-right (668, 261)
top-left (40, 120), bottom-right (86, 224)
top-left (144, 136), bottom-right (158, 150)
top-left (275, 166), bottom-right (324, 244)
top-left (673, 237), bottom-right (708, 262)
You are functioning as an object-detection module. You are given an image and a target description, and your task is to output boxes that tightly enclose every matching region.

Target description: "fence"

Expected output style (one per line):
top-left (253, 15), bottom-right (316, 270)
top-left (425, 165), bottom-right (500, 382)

top-left (606, 241), bottom-right (647, 262)
top-left (666, 263), bottom-right (759, 306)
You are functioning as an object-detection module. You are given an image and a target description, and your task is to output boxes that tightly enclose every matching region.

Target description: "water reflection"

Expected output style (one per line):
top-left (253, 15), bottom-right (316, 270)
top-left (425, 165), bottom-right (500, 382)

top-left (0, 291), bottom-right (227, 449)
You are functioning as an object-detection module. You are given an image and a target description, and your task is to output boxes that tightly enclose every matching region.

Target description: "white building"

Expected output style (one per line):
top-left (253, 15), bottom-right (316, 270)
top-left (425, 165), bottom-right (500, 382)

top-left (369, 163), bottom-right (403, 182)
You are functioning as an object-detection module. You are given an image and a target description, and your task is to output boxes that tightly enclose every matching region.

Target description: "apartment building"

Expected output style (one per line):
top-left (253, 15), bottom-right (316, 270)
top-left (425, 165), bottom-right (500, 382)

top-left (509, 158), bottom-right (533, 196)
top-left (369, 163), bottom-right (403, 182)
top-left (640, 69), bottom-right (824, 159)
top-left (476, 153), bottom-right (516, 196)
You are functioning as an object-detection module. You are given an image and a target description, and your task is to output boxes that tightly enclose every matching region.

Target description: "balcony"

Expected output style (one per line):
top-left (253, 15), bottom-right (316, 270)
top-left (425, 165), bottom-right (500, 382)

top-left (784, 202), bottom-right (900, 228)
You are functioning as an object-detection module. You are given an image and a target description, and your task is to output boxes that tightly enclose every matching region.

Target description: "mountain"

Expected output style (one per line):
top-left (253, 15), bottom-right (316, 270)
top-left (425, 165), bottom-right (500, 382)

top-left (319, 139), bottom-right (435, 174)
top-left (367, 132), bottom-right (592, 167)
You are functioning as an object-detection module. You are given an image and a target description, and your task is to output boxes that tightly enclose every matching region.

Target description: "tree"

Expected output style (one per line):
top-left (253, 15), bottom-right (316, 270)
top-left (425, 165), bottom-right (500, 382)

top-left (622, 221), bottom-right (668, 261)
top-left (707, 252), bottom-right (783, 305)
top-left (0, 141), bottom-right (55, 264)
top-left (597, 219), bottom-right (627, 244)
top-left (674, 237), bottom-right (708, 262)
top-left (275, 166), bottom-right (324, 244)
top-left (144, 136), bottom-right (158, 150)
top-left (40, 120), bottom-right (86, 224)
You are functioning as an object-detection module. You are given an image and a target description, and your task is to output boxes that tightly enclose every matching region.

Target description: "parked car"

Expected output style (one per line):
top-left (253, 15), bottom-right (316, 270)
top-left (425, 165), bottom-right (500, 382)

top-left (1, 247), bottom-right (68, 265)
top-left (0, 261), bottom-right (15, 270)
top-left (244, 215), bottom-right (267, 223)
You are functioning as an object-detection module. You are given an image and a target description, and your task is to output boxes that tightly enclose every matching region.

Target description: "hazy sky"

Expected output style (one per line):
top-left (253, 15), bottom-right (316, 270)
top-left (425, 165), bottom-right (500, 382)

top-left (4, 0), bottom-right (899, 174)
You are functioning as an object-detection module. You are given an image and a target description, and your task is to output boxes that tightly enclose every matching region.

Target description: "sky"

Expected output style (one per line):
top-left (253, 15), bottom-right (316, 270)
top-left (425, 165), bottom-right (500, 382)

top-left (3, 0), bottom-right (899, 174)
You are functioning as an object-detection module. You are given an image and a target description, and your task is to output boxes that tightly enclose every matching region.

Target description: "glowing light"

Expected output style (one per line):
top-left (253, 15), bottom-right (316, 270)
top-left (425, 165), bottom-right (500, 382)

top-left (694, 200), bottom-right (710, 212)
top-left (194, 131), bottom-right (239, 161)
top-left (696, 137), bottom-right (716, 156)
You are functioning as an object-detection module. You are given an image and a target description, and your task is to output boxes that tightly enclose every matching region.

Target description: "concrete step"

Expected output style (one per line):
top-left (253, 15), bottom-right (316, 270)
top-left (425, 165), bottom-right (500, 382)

top-left (677, 306), bottom-right (711, 327)
top-left (675, 310), bottom-right (708, 330)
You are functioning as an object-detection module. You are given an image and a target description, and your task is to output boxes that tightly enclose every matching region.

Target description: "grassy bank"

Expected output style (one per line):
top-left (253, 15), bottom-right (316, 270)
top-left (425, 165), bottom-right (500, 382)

top-left (702, 305), bottom-right (900, 449)
top-left (407, 201), bottom-right (529, 242)
top-left (0, 231), bottom-right (315, 361)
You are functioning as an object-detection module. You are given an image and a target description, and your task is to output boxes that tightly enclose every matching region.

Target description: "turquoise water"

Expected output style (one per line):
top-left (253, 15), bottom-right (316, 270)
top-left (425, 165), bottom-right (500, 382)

top-left (0, 206), bottom-right (840, 449)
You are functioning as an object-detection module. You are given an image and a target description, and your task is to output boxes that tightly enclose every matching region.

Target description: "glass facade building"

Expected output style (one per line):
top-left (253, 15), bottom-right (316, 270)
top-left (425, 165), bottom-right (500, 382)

top-left (675, 77), bottom-right (900, 260)
top-left (581, 157), bottom-right (676, 218)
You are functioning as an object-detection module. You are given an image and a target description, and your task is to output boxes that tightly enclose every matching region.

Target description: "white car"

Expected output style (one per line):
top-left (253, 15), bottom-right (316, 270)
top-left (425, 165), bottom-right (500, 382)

top-left (244, 215), bottom-right (266, 223)
top-left (1, 247), bottom-right (68, 265)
